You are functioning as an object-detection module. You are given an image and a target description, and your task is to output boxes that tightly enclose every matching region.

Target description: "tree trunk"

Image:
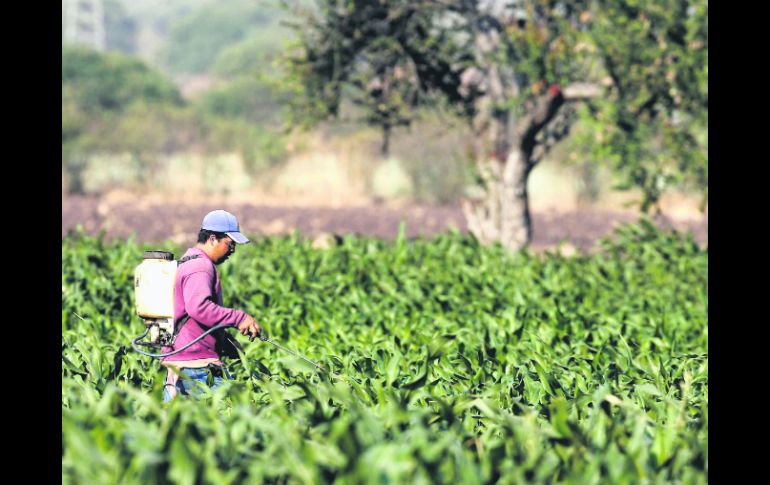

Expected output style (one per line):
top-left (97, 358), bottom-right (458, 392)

top-left (462, 147), bottom-right (532, 252)
top-left (381, 124), bottom-right (391, 157)
top-left (460, 78), bottom-right (595, 251)
top-left (500, 149), bottom-right (532, 250)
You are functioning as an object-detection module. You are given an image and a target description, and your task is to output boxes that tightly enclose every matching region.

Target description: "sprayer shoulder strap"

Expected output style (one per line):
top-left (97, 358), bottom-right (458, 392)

top-left (178, 254), bottom-right (201, 265)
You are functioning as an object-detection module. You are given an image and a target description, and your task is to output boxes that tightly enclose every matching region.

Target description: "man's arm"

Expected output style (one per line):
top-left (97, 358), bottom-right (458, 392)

top-left (182, 270), bottom-right (247, 328)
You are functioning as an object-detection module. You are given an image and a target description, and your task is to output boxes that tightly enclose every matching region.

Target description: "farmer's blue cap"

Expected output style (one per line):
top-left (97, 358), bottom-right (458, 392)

top-left (201, 210), bottom-right (249, 244)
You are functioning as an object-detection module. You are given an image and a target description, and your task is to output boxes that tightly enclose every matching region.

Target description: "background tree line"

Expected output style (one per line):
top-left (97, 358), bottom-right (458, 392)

top-left (62, 0), bottom-right (707, 251)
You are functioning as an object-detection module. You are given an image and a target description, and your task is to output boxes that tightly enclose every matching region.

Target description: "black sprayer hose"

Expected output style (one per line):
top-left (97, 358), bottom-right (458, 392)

top-left (131, 324), bottom-right (231, 358)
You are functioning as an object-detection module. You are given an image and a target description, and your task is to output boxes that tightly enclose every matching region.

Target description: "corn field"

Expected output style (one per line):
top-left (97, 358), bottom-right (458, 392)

top-left (62, 220), bottom-right (707, 484)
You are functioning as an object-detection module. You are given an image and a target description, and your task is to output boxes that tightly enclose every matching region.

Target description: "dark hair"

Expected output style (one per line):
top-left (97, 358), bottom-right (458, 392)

top-left (197, 229), bottom-right (228, 244)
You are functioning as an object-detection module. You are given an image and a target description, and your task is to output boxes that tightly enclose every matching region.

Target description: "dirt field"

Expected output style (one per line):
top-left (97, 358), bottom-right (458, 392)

top-left (62, 194), bottom-right (708, 253)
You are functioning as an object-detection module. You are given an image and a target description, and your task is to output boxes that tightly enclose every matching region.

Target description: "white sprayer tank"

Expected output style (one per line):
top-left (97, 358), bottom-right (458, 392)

top-left (135, 251), bottom-right (177, 319)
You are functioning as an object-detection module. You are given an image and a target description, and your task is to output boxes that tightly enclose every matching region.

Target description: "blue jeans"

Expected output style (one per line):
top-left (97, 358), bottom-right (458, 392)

top-left (163, 366), bottom-right (232, 402)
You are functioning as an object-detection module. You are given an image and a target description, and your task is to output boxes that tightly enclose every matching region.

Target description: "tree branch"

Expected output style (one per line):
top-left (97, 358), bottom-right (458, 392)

top-left (632, 92), bottom-right (658, 118)
top-left (562, 82), bottom-right (603, 100)
top-left (519, 87), bottom-right (565, 161)
top-left (519, 81), bottom-right (603, 164)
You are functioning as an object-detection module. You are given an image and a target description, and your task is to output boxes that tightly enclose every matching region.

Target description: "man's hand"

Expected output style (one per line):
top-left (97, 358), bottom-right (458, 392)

top-left (237, 315), bottom-right (262, 340)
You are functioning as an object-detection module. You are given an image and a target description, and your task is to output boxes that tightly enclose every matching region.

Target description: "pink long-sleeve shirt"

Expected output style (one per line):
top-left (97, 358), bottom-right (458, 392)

top-left (161, 247), bottom-right (248, 363)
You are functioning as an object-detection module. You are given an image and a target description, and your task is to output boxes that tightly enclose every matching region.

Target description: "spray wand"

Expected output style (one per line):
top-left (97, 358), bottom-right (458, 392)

top-left (250, 333), bottom-right (329, 374)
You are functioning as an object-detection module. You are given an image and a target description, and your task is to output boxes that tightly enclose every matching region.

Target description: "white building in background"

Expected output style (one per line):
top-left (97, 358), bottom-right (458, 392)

top-left (62, 0), bottom-right (106, 51)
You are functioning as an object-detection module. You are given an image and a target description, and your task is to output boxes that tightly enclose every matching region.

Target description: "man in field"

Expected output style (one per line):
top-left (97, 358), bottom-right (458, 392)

top-left (161, 209), bottom-right (262, 401)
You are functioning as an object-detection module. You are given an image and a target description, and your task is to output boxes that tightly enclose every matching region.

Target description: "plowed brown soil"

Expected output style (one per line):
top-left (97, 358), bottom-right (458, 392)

top-left (62, 195), bottom-right (707, 253)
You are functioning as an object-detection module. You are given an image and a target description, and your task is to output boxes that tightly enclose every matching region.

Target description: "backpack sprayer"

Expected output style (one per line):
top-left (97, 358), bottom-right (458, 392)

top-left (130, 250), bottom-right (328, 373)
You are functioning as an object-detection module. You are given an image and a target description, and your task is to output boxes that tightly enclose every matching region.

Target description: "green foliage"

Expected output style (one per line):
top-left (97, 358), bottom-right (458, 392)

top-left (194, 77), bottom-right (285, 125)
top-left (572, 0), bottom-right (708, 212)
top-left (160, 0), bottom-right (276, 75)
top-left (211, 21), bottom-right (294, 78)
top-left (62, 46), bottom-right (182, 114)
top-left (63, 221), bottom-right (707, 483)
